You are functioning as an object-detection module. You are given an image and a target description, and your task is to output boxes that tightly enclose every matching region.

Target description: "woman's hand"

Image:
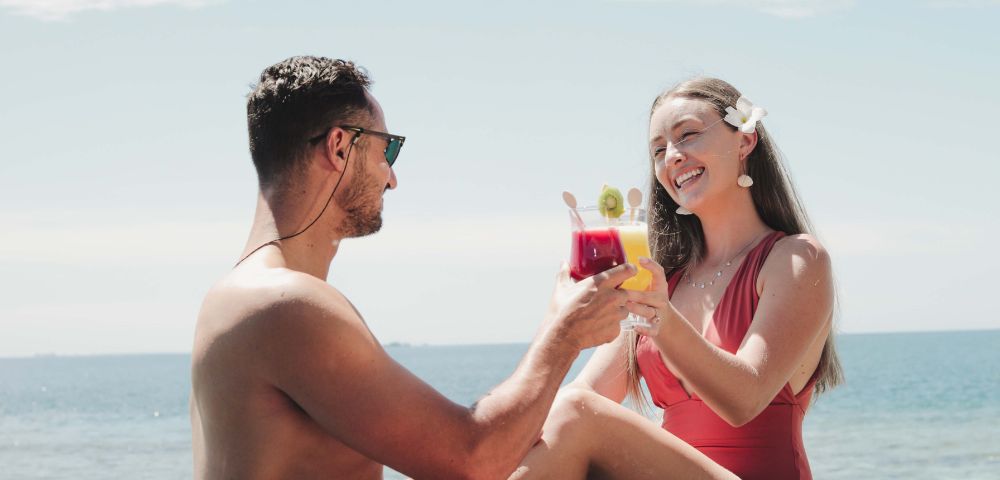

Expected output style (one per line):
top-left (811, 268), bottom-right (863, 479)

top-left (625, 257), bottom-right (680, 337)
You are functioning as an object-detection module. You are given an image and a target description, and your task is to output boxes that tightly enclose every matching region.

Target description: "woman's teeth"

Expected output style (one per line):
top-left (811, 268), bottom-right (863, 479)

top-left (675, 168), bottom-right (705, 188)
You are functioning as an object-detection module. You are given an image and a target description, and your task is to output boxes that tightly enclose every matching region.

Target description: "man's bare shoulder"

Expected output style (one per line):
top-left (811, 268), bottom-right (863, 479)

top-left (192, 267), bottom-right (389, 480)
top-left (194, 266), bottom-right (375, 373)
top-left (201, 266), bottom-right (358, 325)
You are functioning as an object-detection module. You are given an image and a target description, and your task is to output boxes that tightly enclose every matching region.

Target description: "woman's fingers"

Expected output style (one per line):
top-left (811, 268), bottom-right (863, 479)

top-left (625, 301), bottom-right (660, 319)
top-left (635, 314), bottom-right (662, 337)
top-left (638, 256), bottom-right (669, 292)
top-left (624, 302), bottom-right (663, 336)
top-left (625, 290), bottom-right (668, 309)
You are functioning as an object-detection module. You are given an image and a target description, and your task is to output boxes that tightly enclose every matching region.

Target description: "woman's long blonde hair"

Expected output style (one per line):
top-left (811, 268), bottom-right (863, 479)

top-left (624, 77), bottom-right (844, 411)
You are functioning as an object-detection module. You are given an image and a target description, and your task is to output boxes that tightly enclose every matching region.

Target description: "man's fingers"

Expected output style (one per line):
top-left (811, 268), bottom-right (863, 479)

top-left (557, 261), bottom-right (572, 282)
top-left (592, 264), bottom-right (637, 289)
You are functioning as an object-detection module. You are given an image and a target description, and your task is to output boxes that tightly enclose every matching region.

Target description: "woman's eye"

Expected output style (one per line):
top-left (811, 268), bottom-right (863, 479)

top-left (652, 146), bottom-right (666, 156)
top-left (680, 130), bottom-right (700, 141)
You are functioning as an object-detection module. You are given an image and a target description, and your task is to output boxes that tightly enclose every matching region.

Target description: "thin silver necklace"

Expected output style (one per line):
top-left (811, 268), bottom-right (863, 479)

top-left (682, 232), bottom-right (769, 289)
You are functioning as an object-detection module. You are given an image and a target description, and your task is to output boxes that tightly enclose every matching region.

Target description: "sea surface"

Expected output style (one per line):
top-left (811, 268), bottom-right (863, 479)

top-left (1, 330), bottom-right (997, 479)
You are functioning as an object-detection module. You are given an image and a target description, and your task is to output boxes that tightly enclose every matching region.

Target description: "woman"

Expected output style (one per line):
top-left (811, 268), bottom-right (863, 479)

top-left (510, 78), bottom-right (843, 480)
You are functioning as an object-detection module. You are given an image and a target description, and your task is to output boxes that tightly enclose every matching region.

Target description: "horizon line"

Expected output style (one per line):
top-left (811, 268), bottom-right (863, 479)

top-left (2, 326), bottom-right (998, 359)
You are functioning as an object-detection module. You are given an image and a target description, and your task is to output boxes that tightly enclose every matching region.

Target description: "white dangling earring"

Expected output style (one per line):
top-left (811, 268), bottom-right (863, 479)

top-left (737, 151), bottom-right (753, 188)
top-left (676, 206), bottom-right (693, 215)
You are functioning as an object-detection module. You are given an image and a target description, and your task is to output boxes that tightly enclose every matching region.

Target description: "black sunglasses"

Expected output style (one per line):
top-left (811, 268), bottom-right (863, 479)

top-left (309, 125), bottom-right (405, 167)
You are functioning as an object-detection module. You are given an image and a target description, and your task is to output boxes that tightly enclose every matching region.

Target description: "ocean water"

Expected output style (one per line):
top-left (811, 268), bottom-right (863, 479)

top-left (1, 330), bottom-right (997, 479)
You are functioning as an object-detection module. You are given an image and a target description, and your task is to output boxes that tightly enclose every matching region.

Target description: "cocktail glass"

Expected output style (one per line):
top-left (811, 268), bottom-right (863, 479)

top-left (617, 208), bottom-right (654, 331)
top-left (569, 207), bottom-right (626, 281)
top-left (568, 207), bottom-right (654, 331)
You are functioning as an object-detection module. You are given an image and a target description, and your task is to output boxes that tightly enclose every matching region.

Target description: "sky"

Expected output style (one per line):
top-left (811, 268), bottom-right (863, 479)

top-left (1, 0), bottom-right (998, 356)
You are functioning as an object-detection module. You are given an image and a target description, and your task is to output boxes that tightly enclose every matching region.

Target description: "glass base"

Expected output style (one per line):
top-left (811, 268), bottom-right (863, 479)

top-left (620, 316), bottom-right (653, 331)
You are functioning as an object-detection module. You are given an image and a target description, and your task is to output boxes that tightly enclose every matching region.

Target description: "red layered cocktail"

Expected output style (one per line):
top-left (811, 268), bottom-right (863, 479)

top-left (570, 226), bottom-right (626, 280)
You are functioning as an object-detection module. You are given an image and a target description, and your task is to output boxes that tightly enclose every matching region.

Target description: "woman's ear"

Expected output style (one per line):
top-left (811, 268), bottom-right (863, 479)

top-left (739, 130), bottom-right (759, 160)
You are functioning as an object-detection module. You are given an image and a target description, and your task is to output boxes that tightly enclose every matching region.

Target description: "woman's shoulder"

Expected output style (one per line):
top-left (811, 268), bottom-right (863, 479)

top-left (772, 232), bottom-right (829, 258)
top-left (759, 232), bottom-right (832, 288)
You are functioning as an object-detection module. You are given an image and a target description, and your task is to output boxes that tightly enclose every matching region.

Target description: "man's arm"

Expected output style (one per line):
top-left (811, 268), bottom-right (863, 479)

top-left (565, 330), bottom-right (631, 403)
top-left (262, 264), bottom-right (634, 479)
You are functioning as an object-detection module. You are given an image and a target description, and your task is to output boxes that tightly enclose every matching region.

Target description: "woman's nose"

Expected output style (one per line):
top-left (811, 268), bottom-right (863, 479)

top-left (666, 143), bottom-right (684, 165)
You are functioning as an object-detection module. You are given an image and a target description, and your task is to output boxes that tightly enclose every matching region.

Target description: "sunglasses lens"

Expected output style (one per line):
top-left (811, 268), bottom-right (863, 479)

top-left (385, 139), bottom-right (401, 167)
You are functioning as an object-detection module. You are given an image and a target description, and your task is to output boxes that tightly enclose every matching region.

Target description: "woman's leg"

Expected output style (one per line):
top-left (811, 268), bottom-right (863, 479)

top-left (509, 388), bottom-right (737, 480)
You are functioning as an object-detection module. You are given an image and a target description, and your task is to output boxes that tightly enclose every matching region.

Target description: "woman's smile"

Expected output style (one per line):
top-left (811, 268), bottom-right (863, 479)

top-left (674, 167), bottom-right (706, 190)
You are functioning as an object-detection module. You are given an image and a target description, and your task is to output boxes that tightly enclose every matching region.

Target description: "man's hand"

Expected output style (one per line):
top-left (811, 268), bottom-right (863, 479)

top-left (544, 263), bottom-right (636, 351)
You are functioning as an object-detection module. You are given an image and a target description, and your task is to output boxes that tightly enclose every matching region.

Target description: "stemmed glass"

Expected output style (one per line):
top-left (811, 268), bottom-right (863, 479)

top-left (568, 206), bottom-right (654, 331)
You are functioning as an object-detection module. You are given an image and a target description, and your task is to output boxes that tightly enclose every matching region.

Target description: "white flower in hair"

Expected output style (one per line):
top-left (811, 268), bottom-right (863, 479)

top-left (724, 96), bottom-right (767, 134)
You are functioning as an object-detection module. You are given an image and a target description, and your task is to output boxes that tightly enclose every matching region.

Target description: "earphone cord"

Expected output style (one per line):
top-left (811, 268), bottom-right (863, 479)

top-left (233, 140), bottom-right (354, 268)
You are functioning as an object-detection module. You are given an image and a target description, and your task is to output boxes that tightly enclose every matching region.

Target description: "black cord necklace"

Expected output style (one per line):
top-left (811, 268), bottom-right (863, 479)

top-left (233, 140), bottom-right (355, 268)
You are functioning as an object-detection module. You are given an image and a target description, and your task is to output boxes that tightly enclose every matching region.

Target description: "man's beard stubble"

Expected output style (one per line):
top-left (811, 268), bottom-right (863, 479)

top-left (335, 157), bottom-right (385, 238)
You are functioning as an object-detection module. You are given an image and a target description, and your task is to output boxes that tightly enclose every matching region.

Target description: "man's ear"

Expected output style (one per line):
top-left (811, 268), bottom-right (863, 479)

top-left (320, 127), bottom-right (354, 173)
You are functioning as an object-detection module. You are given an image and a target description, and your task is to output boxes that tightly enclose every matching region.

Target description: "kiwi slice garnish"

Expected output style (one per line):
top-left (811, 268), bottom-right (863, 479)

top-left (598, 184), bottom-right (625, 218)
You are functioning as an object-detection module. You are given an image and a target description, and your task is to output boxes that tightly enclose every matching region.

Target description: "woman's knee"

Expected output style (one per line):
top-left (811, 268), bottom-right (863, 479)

top-left (547, 388), bottom-right (605, 433)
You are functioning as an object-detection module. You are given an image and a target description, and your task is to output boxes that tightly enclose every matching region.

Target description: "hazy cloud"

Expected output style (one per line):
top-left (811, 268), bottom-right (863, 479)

top-left (923, 0), bottom-right (1000, 6)
top-left (613, 0), bottom-right (857, 18)
top-left (818, 220), bottom-right (995, 257)
top-left (0, 211), bottom-right (566, 267)
top-left (0, 0), bottom-right (218, 21)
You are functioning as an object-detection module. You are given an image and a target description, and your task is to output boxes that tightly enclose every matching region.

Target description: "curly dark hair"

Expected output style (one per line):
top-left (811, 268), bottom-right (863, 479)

top-left (246, 56), bottom-right (373, 188)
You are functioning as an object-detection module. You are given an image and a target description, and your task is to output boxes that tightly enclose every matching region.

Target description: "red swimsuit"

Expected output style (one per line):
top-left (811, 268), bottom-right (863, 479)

top-left (637, 231), bottom-right (817, 480)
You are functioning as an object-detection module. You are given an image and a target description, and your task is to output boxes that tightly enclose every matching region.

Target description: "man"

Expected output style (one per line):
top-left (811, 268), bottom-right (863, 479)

top-left (191, 56), bottom-right (635, 479)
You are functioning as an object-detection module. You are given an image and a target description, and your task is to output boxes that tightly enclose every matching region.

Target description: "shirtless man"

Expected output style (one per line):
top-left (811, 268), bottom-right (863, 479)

top-left (191, 56), bottom-right (635, 479)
